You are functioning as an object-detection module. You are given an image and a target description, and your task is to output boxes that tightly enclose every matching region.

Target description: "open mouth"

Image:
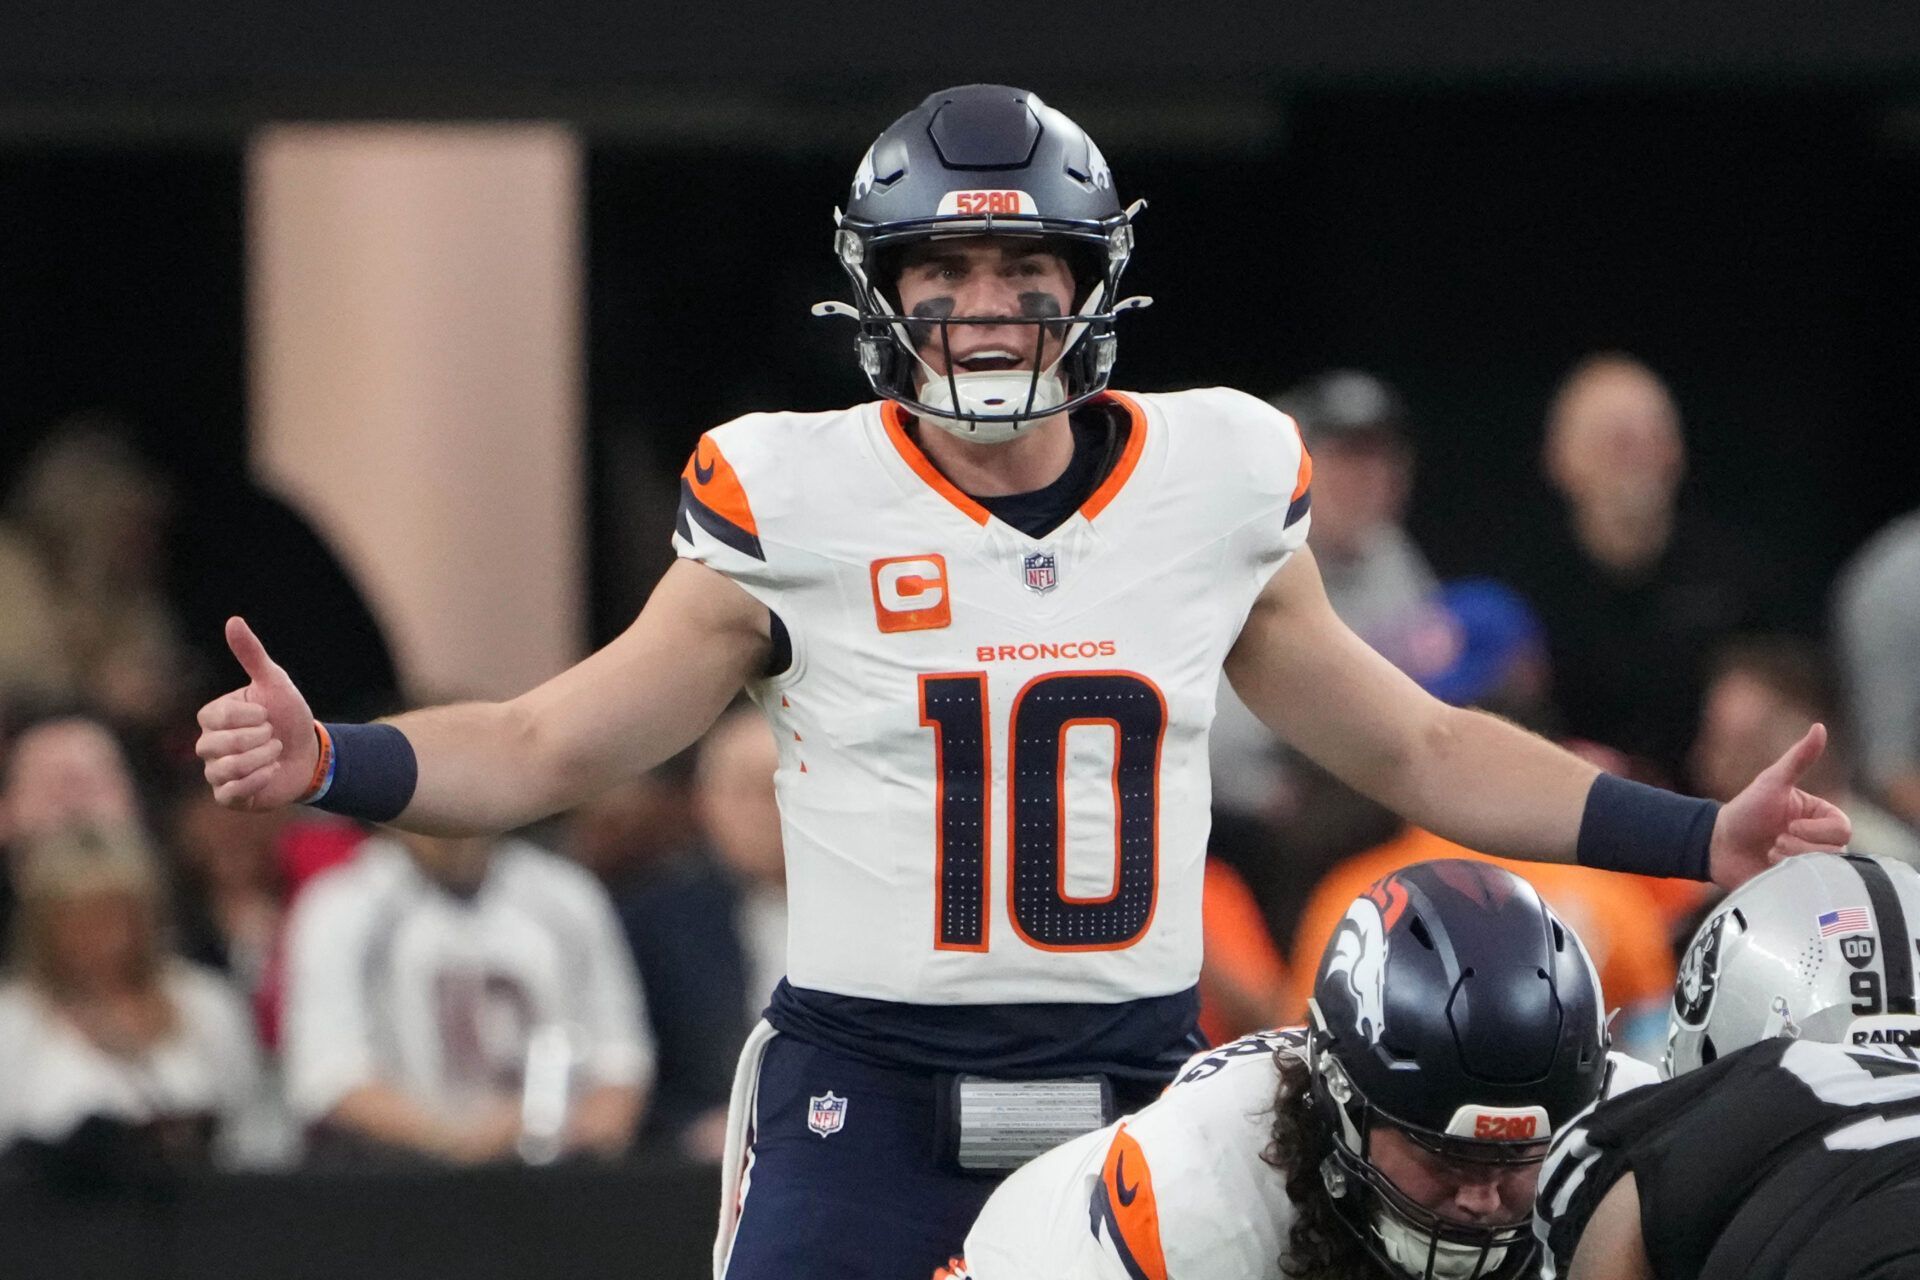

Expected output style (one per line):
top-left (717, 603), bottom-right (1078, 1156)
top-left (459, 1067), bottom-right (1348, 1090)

top-left (955, 350), bottom-right (1024, 373)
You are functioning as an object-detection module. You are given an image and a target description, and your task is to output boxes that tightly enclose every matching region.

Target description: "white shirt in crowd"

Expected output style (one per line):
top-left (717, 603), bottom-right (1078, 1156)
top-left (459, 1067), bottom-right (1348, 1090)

top-left (281, 836), bottom-right (654, 1126)
top-left (0, 961), bottom-right (287, 1168)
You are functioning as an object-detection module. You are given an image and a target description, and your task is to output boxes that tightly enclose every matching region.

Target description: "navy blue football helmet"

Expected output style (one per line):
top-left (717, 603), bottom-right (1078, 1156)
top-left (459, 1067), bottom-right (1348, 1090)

top-left (1306, 859), bottom-right (1610, 1280)
top-left (814, 84), bottom-right (1148, 440)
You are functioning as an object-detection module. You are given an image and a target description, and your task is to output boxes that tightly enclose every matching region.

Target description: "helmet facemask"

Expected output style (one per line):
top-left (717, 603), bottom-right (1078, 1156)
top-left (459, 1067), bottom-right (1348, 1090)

top-left (1308, 1009), bottom-right (1542, 1280)
top-left (818, 207), bottom-right (1147, 445)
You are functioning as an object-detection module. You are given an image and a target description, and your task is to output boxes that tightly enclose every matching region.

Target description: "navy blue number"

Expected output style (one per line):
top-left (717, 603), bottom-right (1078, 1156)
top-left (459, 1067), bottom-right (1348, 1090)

top-left (921, 674), bottom-right (990, 951)
top-left (1007, 672), bottom-right (1165, 951)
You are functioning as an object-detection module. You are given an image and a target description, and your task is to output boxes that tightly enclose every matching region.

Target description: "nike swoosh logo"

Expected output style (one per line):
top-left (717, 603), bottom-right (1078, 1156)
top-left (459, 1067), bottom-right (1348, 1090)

top-left (1115, 1150), bottom-right (1140, 1207)
top-left (693, 451), bottom-right (717, 485)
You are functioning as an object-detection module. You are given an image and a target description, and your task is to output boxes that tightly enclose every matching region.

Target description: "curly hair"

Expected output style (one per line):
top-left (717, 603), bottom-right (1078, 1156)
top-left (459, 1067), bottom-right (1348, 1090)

top-left (1264, 1049), bottom-right (1381, 1280)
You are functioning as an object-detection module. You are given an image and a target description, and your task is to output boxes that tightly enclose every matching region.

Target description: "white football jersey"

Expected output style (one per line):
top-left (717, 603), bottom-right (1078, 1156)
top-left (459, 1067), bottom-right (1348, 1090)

top-left (672, 389), bottom-right (1311, 1006)
top-left (953, 1031), bottom-right (1660, 1280)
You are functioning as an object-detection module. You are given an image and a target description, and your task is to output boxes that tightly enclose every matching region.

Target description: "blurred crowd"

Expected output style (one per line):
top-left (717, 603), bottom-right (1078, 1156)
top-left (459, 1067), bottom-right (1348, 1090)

top-left (1, 352), bottom-right (1917, 1182)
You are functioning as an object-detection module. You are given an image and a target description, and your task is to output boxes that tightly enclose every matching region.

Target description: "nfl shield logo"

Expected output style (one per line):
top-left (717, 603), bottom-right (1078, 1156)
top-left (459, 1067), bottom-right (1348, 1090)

top-left (807, 1091), bottom-right (847, 1138)
top-left (1022, 551), bottom-right (1058, 594)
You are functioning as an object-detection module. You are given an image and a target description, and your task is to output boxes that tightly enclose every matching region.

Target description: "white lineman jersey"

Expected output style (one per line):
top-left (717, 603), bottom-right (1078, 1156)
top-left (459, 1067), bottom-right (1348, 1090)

top-left (952, 1030), bottom-right (1662, 1280)
top-left (672, 389), bottom-right (1312, 1005)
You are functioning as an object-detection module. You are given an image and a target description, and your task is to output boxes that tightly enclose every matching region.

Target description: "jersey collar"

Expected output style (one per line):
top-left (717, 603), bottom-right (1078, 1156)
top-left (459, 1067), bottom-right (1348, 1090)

top-left (879, 392), bottom-right (1149, 530)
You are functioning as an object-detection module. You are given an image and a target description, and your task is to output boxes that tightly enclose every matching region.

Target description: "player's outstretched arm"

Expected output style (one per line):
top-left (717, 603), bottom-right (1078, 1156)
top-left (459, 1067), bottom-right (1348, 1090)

top-left (1227, 548), bottom-right (1596, 862)
top-left (196, 559), bottom-right (769, 834)
top-left (1226, 549), bottom-right (1847, 886)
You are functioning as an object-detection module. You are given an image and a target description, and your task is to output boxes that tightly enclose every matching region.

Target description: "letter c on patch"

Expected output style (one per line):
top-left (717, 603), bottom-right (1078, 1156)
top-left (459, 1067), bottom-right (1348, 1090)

top-left (871, 554), bottom-right (953, 633)
top-left (878, 559), bottom-right (944, 612)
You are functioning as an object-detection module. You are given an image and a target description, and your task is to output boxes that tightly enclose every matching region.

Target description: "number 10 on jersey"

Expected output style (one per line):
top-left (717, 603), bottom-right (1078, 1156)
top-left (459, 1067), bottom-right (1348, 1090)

top-left (919, 670), bottom-right (1167, 953)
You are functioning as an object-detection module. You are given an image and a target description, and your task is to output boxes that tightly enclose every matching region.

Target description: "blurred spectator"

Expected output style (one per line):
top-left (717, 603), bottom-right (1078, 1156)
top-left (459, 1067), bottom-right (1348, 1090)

top-left (166, 783), bottom-right (290, 998)
top-left (610, 706), bottom-right (784, 1161)
top-left (1833, 508), bottom-right (1920, 829)
top-left (1378, 577), bottom-right (1554, 732)
top-left (0, 528), bottom-right (76, 704)
top-left (5, 422), bottom-right (193, 738)
top-left (564, 760), bottom-right (695, 890)
top-left (0, 825), bottom-right (283, 1172)
top-left (0, 711), bottom-right (147, 959)
top-left (1692, 636), bottom-right (1920, 866)
top-left (1274, 370), bottom-right (1438, 635)
top-left (1284, 578), bottom-right (1682, 1061)
top-left (1507, 353), bottom-right (1775, 784)
top-left (282, 828), bottom-right (651, 1166)
top-left (6, 413), bottom-right (402, 729)
top-left (1210, 371), bottom-right (1436, 937)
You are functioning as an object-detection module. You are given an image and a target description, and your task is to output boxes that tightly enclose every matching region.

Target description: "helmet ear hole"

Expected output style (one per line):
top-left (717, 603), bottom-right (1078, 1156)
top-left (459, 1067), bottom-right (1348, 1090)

top-left (1409, 916), bottom-right (1436, 951)
top-left (1551, 919), bottom-right (1567, 952)
top-left (1700, 1034), bottom-right (1718, 1066)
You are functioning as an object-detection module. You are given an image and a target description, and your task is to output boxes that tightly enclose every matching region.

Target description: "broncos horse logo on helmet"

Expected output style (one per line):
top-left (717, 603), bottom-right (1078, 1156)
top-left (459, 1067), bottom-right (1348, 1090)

top-left (1323, 897), bottom-right (1392, 1047)
top-left (1306, 860), bottom-right (1610, 1280)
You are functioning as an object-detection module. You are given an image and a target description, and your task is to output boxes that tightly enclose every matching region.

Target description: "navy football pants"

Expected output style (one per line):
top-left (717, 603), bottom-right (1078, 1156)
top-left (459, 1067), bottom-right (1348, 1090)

top-left (721, 1035), bottom-right (999, 1280)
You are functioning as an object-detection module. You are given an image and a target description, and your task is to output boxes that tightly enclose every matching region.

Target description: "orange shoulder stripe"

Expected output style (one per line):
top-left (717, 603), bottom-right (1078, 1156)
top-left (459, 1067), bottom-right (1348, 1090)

top-left (682, 434), bottom-right (759, 537)
top-left (1291, 430), bottom-right (1313, 502)
top-left (1095, 1125), bottom-right (1169, 1280)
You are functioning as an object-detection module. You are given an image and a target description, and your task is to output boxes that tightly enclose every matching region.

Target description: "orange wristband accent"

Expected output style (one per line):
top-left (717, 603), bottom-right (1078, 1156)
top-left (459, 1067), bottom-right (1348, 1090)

top-left (300, 721), bottom-right (334, 802)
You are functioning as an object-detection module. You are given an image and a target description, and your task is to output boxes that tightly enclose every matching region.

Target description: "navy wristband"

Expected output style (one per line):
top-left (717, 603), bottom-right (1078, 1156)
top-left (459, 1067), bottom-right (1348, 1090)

top-left (1575, 772), bottom-right (1719, 881)
top-left (305, 722), bottom-right (419, 824)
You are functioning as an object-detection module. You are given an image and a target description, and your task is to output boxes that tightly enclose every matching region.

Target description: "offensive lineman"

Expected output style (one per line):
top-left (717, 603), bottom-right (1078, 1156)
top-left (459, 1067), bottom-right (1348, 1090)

top-left (195, 86), bottom-right (1847, 1279)
top-left (943, 860), bottom-right (1658, 1280)
top-left (1536, 853), bottom-right (1920, 1280)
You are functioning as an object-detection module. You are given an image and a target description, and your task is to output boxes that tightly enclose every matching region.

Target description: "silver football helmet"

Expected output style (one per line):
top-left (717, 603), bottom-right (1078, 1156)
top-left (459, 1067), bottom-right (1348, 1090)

top-left (1665, 852), bottom-right (1920, 1078)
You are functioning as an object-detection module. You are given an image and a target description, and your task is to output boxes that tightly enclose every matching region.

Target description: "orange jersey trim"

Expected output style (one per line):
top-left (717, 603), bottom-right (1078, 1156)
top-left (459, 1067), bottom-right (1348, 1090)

top-left (1095, 1125), bottom-right (1170, 1280)
top-left (881, 392), bottom-right (1150, 527)
top-left (881, 401), bottom-right (993, 526)
top-left (682, 434), bottom-right (760, 537)
top-left (1291, 435), bottom-right (1314, 502)
top-left (1079, 392), bottom-right (1149, 521)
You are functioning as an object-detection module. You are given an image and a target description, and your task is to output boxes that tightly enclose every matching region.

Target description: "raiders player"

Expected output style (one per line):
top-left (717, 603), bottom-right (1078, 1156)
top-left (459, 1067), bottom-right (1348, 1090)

top-left (944, 860), bottom-right (1657, 1280)
top-left (1536, 853), bottom-right (1920, 1280)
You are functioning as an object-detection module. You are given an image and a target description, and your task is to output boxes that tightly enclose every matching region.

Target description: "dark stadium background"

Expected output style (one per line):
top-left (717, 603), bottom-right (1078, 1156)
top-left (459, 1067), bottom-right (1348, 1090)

top-left (1, 2), bottom-right (1917, 1274)
top-left (6, 94), bottom-right (1917, 644)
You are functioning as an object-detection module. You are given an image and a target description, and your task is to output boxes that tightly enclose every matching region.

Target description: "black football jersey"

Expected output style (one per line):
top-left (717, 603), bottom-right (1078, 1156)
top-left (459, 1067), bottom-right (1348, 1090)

top-left (1537, 1038), bottom-right (1920, 1280)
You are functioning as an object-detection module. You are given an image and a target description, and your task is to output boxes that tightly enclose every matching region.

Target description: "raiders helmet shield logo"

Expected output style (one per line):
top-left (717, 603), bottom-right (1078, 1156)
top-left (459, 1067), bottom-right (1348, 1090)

top-left (1674, 909), bottom-right (1727, 1026)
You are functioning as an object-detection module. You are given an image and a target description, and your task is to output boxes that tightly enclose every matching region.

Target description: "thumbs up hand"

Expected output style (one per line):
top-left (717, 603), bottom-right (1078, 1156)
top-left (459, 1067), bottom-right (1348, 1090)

top-left (194, 617), bottom-right (320, 810)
